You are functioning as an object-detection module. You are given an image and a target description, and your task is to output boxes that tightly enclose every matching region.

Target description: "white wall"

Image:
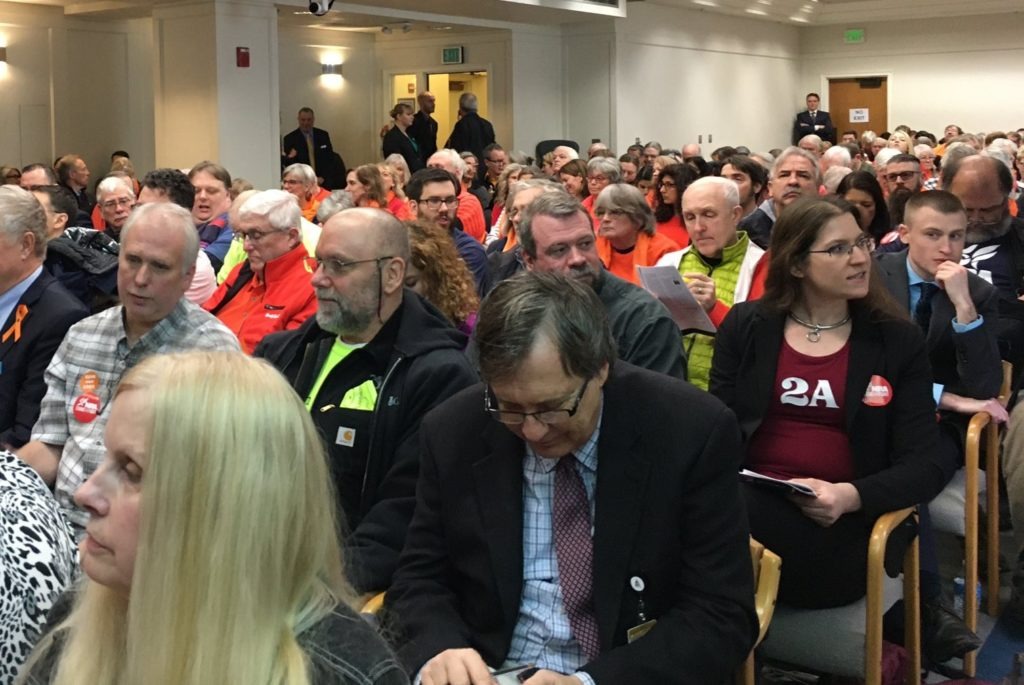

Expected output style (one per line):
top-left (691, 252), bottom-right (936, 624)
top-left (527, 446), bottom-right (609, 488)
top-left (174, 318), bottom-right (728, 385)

top-left (66, 17), bottom-right (154, 180)
top-left (800, 13), bottom-right (1024, 137)
top-left (510, 25), bottom-right (566, 156)
top-left (564, 20), bottom-right (615, 152)
top-left (277, 25), bottom-right (376, 170)
top-left (0, 2), bottom-right (64, 169)
top-left (611, 3), bottom-right (801, 153)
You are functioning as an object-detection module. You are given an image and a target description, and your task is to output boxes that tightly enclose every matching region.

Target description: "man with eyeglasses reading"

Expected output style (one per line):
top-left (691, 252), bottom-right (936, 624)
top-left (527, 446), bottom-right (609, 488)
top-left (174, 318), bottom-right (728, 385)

top-left (202, 189), bottom-right (316, 354)
top-left (407, 167), bottom-right (490, 295)
top-left (256, 207), bottom-right (477, 597)
top-left (384, 271), bottom-right (755, 685)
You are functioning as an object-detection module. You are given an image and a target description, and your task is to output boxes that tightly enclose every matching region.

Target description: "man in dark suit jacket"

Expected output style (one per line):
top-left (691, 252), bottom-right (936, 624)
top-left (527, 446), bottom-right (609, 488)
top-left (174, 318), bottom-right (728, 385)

top-left (445, 92), bottom-right (496, 164)
top-left (0, 187), bottom-right (89, 449)
top-left (384, 272), bottom-right (756, 685)
top-left (281, 107), bottom-right (340, 185)
top-left (792, 92), bottom-right (836, 146)
top-left (407, 91), bottom-right (439, 166)
top-left (876, 191), bottom-right (1004, 416)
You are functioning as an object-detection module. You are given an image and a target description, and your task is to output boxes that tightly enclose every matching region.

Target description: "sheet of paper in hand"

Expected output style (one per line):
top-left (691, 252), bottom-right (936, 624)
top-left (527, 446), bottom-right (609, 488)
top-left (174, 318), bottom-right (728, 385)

top-left (636, 265), bottom-right (717, 335)
top-left (739, 469), bottom-right (818, 497)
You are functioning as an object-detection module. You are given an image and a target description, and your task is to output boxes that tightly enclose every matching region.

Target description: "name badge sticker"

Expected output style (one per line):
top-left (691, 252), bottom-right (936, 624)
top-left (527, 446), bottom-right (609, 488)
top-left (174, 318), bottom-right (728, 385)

top-left (862, 375), bottom-right (893, 407)
top-left (72, 393), bottom-right (102, 423)
top-left (336, 426), bottom-right (356, 447)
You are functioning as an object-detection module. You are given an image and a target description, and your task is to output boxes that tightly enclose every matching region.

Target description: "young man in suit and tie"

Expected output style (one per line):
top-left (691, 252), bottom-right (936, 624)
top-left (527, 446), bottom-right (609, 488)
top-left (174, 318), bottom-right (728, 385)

top-left (792, 92), bottom-right (836, 146)
top-left (0, 186), bottom-right (88, 450)
top-left (384, 271), bottom-right (756, 685)
top-left (875, 190), bottom-right (1002, 664)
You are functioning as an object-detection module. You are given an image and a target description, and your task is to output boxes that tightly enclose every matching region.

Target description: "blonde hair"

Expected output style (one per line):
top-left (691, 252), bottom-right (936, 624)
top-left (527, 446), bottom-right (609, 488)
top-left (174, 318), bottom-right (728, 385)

top-left (23, 351), bottom-right (350, 685)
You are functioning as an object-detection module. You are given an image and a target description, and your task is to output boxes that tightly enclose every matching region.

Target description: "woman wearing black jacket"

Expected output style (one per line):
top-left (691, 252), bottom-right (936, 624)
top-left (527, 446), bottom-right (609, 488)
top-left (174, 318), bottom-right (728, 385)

top-left (382, 103), bottom-right (424, 174)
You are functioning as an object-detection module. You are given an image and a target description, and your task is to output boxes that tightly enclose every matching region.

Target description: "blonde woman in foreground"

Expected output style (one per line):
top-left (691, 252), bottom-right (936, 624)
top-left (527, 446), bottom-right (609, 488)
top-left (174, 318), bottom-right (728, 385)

top-left (19, 351), bottom-right (408, 685)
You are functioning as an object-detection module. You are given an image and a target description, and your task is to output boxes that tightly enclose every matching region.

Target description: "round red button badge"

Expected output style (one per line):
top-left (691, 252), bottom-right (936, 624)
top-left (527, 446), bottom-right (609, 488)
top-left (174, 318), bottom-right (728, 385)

top-left (862, 375), bottom-right (893, 407)
top-left (72, 393), bottom-right (102, 423)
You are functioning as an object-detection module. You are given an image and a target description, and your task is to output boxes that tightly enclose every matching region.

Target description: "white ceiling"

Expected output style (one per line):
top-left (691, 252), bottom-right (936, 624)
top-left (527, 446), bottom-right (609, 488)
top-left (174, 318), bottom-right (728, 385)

top-left (650, 0), bottom-right (1024, 26)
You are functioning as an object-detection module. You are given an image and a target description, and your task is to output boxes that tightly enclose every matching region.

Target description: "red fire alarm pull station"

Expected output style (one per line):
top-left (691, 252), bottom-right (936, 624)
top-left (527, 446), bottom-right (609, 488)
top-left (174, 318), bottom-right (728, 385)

top-left (236, 47), bottom-right (250, 68)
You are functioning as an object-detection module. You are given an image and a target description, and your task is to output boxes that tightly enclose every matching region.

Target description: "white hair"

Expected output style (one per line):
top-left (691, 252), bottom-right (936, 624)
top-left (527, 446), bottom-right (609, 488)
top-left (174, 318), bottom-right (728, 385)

top-left (554, 146), bottom-right (579, 161)
top-left (821, 146), bottom-right (852, 169)
top-left (685, 176), bottom-right (740, 208)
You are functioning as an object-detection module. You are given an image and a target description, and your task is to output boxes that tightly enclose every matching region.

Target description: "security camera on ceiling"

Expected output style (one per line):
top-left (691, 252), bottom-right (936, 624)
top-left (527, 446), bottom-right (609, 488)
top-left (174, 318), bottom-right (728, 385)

top-left (308, 0), bottom-right (334, 17)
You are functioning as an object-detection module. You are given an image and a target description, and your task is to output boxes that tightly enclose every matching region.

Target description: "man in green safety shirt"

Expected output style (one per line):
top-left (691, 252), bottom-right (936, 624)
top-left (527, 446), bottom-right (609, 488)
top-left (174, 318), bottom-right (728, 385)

top-left (257, 207), bottom-right (478, 596)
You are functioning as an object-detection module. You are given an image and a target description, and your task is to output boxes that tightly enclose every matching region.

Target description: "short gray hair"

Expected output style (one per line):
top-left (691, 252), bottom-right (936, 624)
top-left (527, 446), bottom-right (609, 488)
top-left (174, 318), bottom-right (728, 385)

top-left (121, 202), bottom-right (200, 275)
top-left (685, 176), bottom-right (740, 209)
top-left (586, 156), bottom-right (621, 182)
top-left (823, 166), bottom-right (853, 194)
top-left (518, 190), bottom-right (588, 259)
top-left (506, 178), bottom-right (563, 214)
top-left (771, 147), bottom-right (822, 185)
top-left (317, 190), bottom-right (355, 224)
top-left (475, 271), bottom-right (615, 385)
top-left (0, 186), bottom-right (48, 257)
top-left (282, 163), bottom-right (316, 188)
top-left (872, 147), bottom-right (900, 169)
top-left (430, 148), bottom-right (467, 178)
top-left (553, 146), bottom-right (579, 161)
top-left (821, 145), bottom-right (852, 168)
top-left (238, 189), bottom-right (301, 233)
top-left (459, 92), bottom-right (479, 112)
top-left (799, 134), bottom-right (823, 151)
top-left (96, 174), bottom-right (135, 200)
top-left (593, 184), bottom-right (655, 235)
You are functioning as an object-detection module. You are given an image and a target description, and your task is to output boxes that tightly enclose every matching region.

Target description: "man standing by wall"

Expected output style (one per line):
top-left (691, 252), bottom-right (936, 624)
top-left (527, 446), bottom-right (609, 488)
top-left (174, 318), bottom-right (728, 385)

top-left (445, 93), bottom-right (495, 164)
top-left (792, 92), bottom-right (835, 146)
top-left (408, 91), bottom-right (439, 166)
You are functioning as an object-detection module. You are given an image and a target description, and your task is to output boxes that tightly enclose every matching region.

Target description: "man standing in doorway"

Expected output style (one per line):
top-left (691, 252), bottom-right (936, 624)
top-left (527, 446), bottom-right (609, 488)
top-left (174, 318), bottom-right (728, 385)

top-left (792, 92), bottom-right (835, 146)
top-left (445, 93), bottom-right (495, 164)
top-left (408, 91), bottom-right (439, 166)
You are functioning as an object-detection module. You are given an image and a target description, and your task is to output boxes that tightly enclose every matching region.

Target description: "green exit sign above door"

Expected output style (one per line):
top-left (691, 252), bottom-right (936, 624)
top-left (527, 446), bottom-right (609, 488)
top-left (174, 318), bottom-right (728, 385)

top-left (442, 47), bottom-right (464, 65)
top-left (844, 28), bottom-right (865, 44)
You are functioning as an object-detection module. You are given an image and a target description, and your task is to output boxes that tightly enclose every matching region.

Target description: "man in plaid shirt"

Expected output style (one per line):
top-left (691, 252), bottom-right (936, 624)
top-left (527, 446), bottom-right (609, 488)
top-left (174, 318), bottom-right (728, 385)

top-left (18, 202), bottom-right (239, 535)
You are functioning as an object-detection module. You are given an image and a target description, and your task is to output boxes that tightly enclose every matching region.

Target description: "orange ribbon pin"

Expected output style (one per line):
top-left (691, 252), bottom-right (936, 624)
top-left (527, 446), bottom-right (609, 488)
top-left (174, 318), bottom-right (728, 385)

top-left (2, 305), bottom-right (29, 343)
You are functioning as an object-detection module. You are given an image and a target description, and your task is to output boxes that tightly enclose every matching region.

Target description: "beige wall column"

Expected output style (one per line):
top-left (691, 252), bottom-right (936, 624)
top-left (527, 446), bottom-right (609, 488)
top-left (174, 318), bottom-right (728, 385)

top-left (153, 0), bottom-right (279, 188)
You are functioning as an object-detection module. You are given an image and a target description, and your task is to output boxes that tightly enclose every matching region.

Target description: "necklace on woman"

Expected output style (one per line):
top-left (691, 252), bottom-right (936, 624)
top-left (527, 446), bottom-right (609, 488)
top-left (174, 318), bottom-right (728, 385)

top-left (788, 312), bottom-right (851, 343)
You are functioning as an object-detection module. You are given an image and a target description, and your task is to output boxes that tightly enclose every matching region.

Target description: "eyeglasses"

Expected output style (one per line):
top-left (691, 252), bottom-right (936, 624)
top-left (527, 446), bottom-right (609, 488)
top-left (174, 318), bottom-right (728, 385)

top-left (588, 175), bottom-right (609, 184)
top-left (233, 229), bottom-right (284, 243)
top-left (419, 196), bottom-right (459, 210)
top-left (304, 255), bottom-right (394, 278)
top-left (485, 158), bottom-right (506, 165)
top-left (484, 379), bottom-right (590, 425)
top-left (658, 180), bottom-right (677, 189)
top-left (884, 170), bottom-right (919, 183)
top-left (99, 197), bottom-right (134, 210)
top-left (807, 234), bottom-right (875, 258)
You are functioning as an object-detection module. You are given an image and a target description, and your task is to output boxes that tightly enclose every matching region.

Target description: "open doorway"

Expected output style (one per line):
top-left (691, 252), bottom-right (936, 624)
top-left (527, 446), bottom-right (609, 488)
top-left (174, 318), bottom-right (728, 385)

top-left (828, 76), bottom-right (889, 139)
top-left (427, 71), bottom-right (489, 147)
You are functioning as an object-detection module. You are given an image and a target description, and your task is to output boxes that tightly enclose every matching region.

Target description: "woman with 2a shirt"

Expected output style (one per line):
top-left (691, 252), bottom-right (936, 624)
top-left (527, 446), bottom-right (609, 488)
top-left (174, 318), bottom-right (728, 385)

top-left (709, 198), bottom-right (955, 609)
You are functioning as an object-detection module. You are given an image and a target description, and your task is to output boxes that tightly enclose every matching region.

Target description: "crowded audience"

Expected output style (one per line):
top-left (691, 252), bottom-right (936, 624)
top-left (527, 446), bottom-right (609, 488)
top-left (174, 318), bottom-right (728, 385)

top-left (2, 110), bottom-right (1024, 684)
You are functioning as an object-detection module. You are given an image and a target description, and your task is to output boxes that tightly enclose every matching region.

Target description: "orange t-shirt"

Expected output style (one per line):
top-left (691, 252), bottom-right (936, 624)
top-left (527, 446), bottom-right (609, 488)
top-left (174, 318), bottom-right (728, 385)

top-left (598, 232), bottom-right (680, 284)
top-left (656, 215), bottom-right (690, 249)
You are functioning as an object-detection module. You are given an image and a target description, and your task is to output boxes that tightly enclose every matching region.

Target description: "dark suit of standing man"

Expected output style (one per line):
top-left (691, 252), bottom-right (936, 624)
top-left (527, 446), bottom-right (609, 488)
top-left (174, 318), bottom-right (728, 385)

top-left (792, 92), bottom-right (836, 145)
top-left (445, 92), bottom-right (496, 165)
top-left (282, 107), bottom-right (345, 187)
top-left (384, 272), bottom-right (755, 685)
top-left (407, 91), bottom-right (439, 166)
top-left (0, 187), bottom-right (88, 449)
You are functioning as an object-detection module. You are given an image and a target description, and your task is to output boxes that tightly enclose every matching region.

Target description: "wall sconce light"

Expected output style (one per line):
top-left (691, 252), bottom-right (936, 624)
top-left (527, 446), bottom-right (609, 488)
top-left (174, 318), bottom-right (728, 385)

top-left (321, 63), bottom-right (340, 76)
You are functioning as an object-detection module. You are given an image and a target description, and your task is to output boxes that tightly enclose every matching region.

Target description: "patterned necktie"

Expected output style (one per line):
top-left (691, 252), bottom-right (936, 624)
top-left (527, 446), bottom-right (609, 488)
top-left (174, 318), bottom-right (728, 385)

top-left (553, 455), bottom-right (600, 661)
top-left (915, 282), bottom-right (939, 333)
top-left (810, 111), bottom-right (816, 123)
top-left (305, 132), bottom-right (316, 173)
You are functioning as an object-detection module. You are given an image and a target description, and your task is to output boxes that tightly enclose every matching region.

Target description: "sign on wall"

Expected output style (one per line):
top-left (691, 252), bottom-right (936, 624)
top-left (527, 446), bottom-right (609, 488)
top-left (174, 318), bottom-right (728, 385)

top-left (850, 108), bottom-right (869, 123)
top-left (442, 47), bottom-right (464, 65)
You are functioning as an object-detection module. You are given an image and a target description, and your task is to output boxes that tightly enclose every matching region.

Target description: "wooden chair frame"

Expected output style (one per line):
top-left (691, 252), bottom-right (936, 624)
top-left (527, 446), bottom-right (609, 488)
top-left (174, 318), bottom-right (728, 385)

top-left (737, 538), bottom-right (781, 685)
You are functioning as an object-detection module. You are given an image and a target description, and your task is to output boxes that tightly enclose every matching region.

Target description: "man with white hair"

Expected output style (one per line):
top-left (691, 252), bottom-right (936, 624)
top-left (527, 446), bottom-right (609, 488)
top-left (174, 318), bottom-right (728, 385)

top-left (682, 143), bottom-right (703, 159)
top-left (18, 202), bottom-right (239, 536)
top-left (202, 190), bottom-right (317, 354)
top-left (798, 134), bottom-right (824, 158)
top-left (94, 175), bottom-right (136, 242)
top-left (0, 186), bottom-right (88, 450)
top-left (657, 177), bottom-right (767, 389)
top-left (820, 145), bottom-right (852, 173)
top-left (738, 147), bottom-right (821, 249)
top-left (445, 92), bottom-right (495, 164)
top-left (428, 149), bottom-right (487, 243)
top-left (551, 145), bottom-right (578, 174)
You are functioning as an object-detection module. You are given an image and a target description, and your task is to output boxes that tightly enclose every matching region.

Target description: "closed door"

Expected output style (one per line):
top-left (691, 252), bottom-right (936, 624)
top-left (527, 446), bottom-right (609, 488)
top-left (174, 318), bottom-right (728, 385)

top-left (828, 77), bottom-right (888, 137)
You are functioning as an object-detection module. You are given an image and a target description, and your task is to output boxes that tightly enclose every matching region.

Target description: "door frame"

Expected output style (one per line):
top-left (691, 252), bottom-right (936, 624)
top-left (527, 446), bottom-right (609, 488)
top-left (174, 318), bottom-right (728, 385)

top-left (821, 72), bottom-right (893, 132)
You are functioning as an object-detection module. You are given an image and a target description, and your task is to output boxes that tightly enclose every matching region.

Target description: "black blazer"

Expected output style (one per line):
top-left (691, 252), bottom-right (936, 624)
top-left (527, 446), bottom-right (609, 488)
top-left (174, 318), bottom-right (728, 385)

top-left (382, 126), bottom-right (425, 173)
top-left (709, 301), bottom-right (953, 518)
top-left (384, 362), bottom-right (757, 683)
top-left (0, 271), bottom-right (88, 449)
top-left (875, 251), bottom-right (1002, 399)
top-left (281, 126), bottom-right (334, 173)
top-left (792, 109), bottom-right (836, 145)
top-left (445, 112), bottom-right (495, 163)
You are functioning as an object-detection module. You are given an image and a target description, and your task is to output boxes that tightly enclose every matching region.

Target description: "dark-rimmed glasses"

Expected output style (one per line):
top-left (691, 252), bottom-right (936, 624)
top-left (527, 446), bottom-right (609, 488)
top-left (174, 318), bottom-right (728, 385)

top-left (484, 379), bottom-right (590, 425)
